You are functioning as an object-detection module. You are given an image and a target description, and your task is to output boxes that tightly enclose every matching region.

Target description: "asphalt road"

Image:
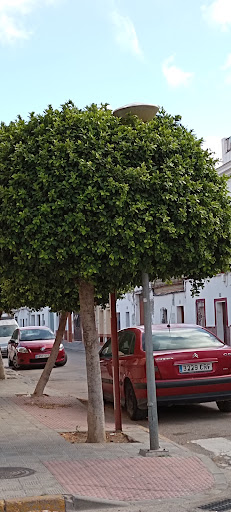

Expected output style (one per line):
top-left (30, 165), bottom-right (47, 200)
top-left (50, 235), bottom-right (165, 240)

top-left (5, 345), bottom-right (231, 459)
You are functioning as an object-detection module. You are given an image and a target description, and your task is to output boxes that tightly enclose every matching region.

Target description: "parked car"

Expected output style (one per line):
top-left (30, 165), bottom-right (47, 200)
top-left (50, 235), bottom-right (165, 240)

top-left (0, 317), bottom-right (19, 357)
top-left (100, 324), bottom-right (231, 420)
top-left (8, 326), bottom-right (67, 369)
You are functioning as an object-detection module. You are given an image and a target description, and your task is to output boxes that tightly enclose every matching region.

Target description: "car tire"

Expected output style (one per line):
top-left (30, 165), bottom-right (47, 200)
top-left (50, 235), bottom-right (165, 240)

top-left (55, 354), bottom-right (67, 367)
top-left (216, 400), bottom-right (231, 412)
top-left (12, 355), bottom-right (21, 370)
top-left (125, 380), bottom-right (147, 420)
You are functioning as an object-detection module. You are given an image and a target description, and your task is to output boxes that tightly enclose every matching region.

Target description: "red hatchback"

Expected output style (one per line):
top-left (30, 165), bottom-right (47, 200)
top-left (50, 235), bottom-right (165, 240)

top-left (8, 326), bottom-right (67, 369)
top-left (100, 324), bottom-right (231, 420)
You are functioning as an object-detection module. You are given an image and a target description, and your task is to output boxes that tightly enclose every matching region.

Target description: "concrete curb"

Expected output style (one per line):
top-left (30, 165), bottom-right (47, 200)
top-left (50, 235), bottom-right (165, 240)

top-left (69, 495), bottom-right (128, 510)
top-left (2, 495), bottom-right (66, 512)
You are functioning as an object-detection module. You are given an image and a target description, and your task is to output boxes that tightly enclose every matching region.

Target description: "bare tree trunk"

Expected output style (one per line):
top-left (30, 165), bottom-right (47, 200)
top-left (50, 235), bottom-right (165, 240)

top-left (79, 279), bottom-right (106, 443)
top-left (33, 311), bottom-right (68, 396)
top-left (0, 351), bottom-right (5, 380)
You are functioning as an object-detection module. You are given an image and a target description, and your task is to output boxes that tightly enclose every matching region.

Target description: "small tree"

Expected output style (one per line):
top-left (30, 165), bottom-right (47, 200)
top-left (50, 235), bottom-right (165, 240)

top-left (0, 103), bottom-right (230, 442)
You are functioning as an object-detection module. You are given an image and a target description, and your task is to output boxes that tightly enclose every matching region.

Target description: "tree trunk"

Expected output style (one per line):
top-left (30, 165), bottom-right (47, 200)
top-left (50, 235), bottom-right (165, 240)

top-left (0, 351), bottom-right (5, 380)
top-left (79, 279), bottom-right (106, 443)
top-left (33, 311), bottom-right (68, 396)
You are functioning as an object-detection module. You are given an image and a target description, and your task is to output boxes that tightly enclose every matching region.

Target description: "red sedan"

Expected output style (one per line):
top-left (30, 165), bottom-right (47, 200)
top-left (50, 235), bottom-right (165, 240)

top-left (100, 324), bottom-right (231, 420)
top-left (8, 326), bottom-right (67, 369)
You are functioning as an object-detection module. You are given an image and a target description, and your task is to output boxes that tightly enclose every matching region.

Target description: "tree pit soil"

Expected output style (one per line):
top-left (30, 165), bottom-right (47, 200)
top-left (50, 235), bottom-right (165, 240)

top-left (15, 394), bottom-right (76, 408)
top-left (60, 431), bottom-right (135, 443)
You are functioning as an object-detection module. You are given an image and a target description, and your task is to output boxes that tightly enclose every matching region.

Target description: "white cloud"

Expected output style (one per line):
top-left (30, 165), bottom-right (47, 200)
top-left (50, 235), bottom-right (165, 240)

top-left (162, 56), bottom-right (194, 87)
top-left (0, 0), bottom-right (58, 43)
top-left (203, 136), bottom-right (222, 163)
top-left (111, 10), bottom-right (142, 58)
top-left (0, 13), bottom-right (29, 43)
top-left (202, 0), bottom-right (231, 31)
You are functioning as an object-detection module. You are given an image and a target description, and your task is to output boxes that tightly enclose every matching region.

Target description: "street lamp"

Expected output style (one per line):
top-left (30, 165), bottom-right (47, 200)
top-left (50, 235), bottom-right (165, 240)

top-left (113, 103), bottom-right (160, 452)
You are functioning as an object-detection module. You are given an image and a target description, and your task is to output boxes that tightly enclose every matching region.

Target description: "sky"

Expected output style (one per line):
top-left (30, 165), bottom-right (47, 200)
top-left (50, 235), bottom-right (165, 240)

top-left (0, 0), bottom-right (230, 162)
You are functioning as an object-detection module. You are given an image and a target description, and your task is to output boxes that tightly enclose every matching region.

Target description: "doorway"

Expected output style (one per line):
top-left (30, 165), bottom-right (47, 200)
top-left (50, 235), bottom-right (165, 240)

top-left (214, 299), bottom-right (227, 342)
top-left (177, 305), bottom-right (184, 323)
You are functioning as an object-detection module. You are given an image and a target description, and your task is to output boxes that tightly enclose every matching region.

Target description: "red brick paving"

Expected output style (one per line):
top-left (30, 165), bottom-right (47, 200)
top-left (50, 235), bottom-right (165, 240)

top-left (12, 395), bottom-right (88, 430)
top-left (12, 395), bottom-right (118, 431)
top-left (44, 456), bottom-right (214, 501)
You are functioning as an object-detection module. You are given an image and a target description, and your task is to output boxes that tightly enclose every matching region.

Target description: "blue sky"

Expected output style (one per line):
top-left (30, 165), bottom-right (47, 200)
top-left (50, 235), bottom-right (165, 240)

top-left (0, 0), bottom-right (231, 161)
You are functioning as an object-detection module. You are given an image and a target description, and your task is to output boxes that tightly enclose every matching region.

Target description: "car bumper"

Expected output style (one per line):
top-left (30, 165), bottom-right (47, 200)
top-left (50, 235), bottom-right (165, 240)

top-left (134, 375), bottom-right (231, 408)
top-left (0, 346), bottom-right (8, 357)
top-left (16, 350), bottom-right (66, 366)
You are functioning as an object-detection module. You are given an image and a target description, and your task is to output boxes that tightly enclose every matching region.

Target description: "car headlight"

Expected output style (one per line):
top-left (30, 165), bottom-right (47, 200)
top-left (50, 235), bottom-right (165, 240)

top-left (59, 344), bottom-right (64, 350)
top-left (17, 347), bottom-right (29, 353)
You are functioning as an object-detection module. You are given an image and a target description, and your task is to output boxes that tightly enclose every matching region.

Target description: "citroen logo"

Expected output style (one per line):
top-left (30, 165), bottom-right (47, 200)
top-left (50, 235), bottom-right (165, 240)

top-left (41, 346), bottom-right (46, 352)
top-left (193, 353), bottom-right (199, 358)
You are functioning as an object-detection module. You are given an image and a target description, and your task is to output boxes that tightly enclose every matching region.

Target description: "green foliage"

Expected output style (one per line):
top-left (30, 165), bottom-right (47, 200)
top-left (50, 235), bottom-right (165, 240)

top-left (0, 102), bottom-right (230, 308)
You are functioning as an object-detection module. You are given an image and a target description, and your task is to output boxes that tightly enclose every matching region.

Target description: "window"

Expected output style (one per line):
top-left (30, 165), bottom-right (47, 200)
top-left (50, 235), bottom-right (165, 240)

top-left (160, 308), bottom-right (168, 324)
top-left (226, 137), bottom-right (231, 153)
top-left (11, 329), bottom-right (19, 341)
top-left (0, 325), bottom-right (17, 338)
top-left (19, 328), bottom-right (54, 341)
top-left (117, 312), bottom-right (121, 330)
top-left (126, 312), bottom-right (130, 328)
top-left (118, 330), bottom-right (136, 355)
top-left (100, 338), bottom-right (112, 357)
top-left (142, 327), bottom-right (223, 351)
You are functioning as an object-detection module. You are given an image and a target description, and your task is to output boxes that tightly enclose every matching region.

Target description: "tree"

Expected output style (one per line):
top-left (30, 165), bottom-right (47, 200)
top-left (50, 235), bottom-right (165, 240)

top-left (0, 103), bottom-right (230, 442)
top-left (0, 279), bottom-right (22, 380)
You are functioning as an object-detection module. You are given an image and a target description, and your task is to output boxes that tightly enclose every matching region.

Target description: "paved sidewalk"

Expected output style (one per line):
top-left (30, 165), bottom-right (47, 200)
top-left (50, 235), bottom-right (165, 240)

top-left (0, 368), bottom-right (228, 511)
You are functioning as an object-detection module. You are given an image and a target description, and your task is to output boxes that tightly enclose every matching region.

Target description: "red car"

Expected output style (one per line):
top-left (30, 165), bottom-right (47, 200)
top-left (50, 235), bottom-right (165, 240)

top-left (100, 324), bottom-right (231, 420)
top-left (8, 326), bottom-right (67, 369)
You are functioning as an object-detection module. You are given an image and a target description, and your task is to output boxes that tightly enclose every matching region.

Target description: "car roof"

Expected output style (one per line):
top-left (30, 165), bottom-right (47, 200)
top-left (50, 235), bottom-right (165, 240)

top-left (19, 326), bottom-right (52, 331)
top-left (0, 319), bottom-right (18, 325)
top-left (136, 324), bottom-right (201, 332)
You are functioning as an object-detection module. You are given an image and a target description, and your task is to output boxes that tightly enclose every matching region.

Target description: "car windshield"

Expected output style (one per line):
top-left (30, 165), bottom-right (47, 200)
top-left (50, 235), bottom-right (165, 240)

top-left (0, 325), bottom-right (16, 337)
top-left (20, 329), bottom-right (54, 341)
top-left (142, 327), bottom-right (224, 351)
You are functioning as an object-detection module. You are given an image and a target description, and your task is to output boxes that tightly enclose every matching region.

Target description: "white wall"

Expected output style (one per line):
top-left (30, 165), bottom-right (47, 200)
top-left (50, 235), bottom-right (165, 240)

top-left (15, 307), bottom-right (62, 333)
top-left (116, 292), bottom-right (136, 329)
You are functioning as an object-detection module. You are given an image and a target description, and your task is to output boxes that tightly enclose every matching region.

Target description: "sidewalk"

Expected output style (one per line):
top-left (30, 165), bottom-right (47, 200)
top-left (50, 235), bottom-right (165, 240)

top-left (0, 367), bottom-right (229, 512)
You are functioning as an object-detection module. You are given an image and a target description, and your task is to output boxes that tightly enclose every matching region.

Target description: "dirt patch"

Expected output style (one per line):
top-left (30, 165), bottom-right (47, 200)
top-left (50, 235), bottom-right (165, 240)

top-left (15, 394), bottom-right (74, 408)
top-left (60, 431), bottom-right (134, 443)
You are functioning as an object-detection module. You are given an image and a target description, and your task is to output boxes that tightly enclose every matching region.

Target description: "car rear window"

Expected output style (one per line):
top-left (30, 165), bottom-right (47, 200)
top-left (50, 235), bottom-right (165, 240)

top-left (20, 329), bottom-right (54, 341)
top-left (142, 327), bottom-right (224, 351)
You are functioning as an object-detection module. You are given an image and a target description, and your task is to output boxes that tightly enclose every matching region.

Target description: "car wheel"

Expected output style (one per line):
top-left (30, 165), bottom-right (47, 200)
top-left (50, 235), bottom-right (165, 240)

top-left (216, 400), bottom-right (231, 412)
top-left (55, 354), bottom-right (67, 367)
top-left (125, 380), bottom-right (147, 420)
top-left (12, 355), bottom-right (21, 370)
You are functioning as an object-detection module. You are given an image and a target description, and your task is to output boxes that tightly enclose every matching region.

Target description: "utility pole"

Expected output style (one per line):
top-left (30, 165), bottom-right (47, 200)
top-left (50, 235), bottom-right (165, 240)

top-left (113, 103), bottom-right (160, 452)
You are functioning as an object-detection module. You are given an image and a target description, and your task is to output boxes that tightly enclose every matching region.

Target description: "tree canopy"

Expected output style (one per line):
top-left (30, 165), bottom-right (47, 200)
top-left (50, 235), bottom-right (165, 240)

top-left (0, 103), bottom-right (230, 295)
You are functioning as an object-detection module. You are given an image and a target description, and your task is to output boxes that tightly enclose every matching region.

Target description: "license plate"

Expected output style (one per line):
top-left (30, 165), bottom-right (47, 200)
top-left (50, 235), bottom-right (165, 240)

top-left (179, 362), bottom-right (213, 373)
top-left (35, 354), bottom-right (49, 359)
